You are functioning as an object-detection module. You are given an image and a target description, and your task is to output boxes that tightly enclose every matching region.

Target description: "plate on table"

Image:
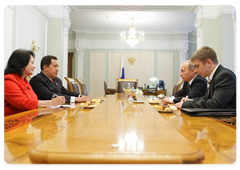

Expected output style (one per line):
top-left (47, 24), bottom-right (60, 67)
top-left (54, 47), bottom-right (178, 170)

top-left (133, 100), bottom-right (144, 104)
top-left (82, 105), bottom-right (96, 109)
top-left (153, 105), bottom-right (177, 113)
top-left (157, 110), bottom-right (173, 113)
top-left (147, 99), bottom-right (161, 104)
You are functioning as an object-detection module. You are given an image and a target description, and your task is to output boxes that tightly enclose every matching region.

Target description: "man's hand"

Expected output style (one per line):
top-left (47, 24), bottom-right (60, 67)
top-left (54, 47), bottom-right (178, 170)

top-left (180, 97), bottom-right (186, 102)
top-left (162, 97), bottom-right (170, 105)
top-left (75, 95), bottom-right (91, 102)
top-left (174, 101), bottom-right (183, 109)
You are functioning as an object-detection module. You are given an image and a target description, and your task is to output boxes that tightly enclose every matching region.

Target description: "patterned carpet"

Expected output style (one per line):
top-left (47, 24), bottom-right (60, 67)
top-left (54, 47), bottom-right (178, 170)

top-left (215, 116), bottom-right (236, 126)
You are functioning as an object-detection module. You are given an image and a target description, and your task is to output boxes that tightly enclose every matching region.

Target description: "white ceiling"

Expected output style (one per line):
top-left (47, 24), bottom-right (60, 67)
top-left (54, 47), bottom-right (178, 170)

top-left (69, 5), bottom-right (197, 33)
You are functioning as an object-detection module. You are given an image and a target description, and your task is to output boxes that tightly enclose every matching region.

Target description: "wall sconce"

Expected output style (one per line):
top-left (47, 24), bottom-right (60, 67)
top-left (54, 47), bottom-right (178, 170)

top-left (32, 40), bottom-right (40, 52)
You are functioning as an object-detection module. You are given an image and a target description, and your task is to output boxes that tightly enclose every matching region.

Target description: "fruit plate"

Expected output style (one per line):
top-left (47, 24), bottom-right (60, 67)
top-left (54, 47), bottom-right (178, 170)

top-left (124, 91), bottom-right (136, 96)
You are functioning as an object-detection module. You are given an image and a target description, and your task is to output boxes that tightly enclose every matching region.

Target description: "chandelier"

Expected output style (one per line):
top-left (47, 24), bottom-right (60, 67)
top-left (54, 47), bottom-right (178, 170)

top-left (120, 18), bottom-right (145, 48)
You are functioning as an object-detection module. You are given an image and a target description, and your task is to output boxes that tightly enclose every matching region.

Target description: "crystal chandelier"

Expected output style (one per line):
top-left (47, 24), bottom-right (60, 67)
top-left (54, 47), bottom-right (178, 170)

top-left (120, 18), bottom-right (145, 48)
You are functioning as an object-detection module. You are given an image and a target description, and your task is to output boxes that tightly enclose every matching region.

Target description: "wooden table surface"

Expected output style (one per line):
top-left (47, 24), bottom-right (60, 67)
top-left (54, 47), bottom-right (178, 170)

top-left (4, 93), bottom-right (236, 164)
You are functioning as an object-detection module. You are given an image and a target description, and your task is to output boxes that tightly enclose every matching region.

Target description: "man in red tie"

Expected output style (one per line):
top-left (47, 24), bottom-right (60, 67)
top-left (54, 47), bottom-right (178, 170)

top-left (30, 55), bottom-right (91, 103)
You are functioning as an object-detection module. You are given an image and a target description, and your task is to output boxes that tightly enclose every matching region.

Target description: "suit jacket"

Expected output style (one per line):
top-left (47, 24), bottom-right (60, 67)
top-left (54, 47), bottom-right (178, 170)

top-left (30, 72), bottom-right (80, 103)
top-left (173, 74), bottom-right (207, 103)
top-left (4, 74), bottom-right (38, 116)
top-left (182, 65), bottom-right (236, 109)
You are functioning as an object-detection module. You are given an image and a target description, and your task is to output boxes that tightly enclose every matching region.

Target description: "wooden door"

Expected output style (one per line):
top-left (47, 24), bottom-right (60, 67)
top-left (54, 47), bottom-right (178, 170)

top-left (67, 53), bottom-right (73, 91)
top-left (68, 53), bottom-right (73, 77)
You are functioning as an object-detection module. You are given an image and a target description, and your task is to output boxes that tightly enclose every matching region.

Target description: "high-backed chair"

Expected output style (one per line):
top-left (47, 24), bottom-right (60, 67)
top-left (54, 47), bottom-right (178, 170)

top-left (172, 80), bottom-right (184, 95)
top-left (104, 81), bottom-right (116, 95)
top-left (75, 78), bottom-right (88, 96)
top-left (64, 77), bottom-right (81, 94)
top-left (116, 79), bottom-right (138, 93)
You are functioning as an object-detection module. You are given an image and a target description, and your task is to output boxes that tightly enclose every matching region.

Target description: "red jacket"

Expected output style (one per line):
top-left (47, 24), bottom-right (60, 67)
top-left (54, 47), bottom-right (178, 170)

top-left (4, 74), bottom-right (38, 116)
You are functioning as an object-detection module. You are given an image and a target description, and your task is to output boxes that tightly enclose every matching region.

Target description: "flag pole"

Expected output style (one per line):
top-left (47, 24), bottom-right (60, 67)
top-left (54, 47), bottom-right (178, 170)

top-left (120, 52), bottom-right (125, 79)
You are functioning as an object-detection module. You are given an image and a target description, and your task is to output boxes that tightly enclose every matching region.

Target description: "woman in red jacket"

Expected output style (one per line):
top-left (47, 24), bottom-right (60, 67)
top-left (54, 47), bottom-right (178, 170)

top-left (4, 49), bottom-right (65, 116)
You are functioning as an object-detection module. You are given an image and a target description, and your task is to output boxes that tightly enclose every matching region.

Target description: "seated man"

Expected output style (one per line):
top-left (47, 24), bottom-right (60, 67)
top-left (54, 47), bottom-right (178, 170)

top-left (30, 55), bottom-right (91, 103)
top-left (162, 60), bottom-right (207, 104)
top-left (175, 46), bottom-right (236, 109)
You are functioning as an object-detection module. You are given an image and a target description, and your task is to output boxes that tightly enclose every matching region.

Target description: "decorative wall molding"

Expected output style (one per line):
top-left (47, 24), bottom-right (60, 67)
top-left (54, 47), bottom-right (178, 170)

top-left (232, 5), bottom-right (238, 76)
top-left (199, 5), bottom-right (236, 19)
top-left (36, 6), bottom-right (64, 18)
top-left (119, 5), bottom-right (146, 11)
top-left (63, 6), bottom-right (71, 37)
top-left (72, 29), bottom-right (177, 35)
top-left (232, 11), bottom-right (236, 32)
top-left (35, 5), bottom-right (50, 17)
top-left (75, 39), bottom-right (87, 57)
top-left (194, 6), bottom-right (203, 38)
top-left (177, 40), bottom-right (189, 71)
top-left (84, 40), bottom-right (177, 50)
top-left (25, 6), bottom-right (48, 21)
top-left (70, 39), bottom-right (192, 51)
top-left (3, 3), bottom-right (14, 10)
top-left (70, 5), bottom-right (195, 12)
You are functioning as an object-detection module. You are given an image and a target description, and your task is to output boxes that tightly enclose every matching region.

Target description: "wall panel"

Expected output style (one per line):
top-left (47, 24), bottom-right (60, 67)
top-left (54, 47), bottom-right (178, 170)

top-left (15, 6), bottom-right (47, 76)
top-left (109, 51), bottom-right (154, 89)
top-left (157, 52), bottom-right (173, 96)
top-left (90, 52), bottom-right (106, 96)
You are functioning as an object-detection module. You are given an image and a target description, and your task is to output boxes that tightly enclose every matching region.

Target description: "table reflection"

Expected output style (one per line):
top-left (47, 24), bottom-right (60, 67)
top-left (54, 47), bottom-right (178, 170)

top-left (121, 101), bottom-right (143, 117)
top-left (118, 130), bottom-right (144, 152)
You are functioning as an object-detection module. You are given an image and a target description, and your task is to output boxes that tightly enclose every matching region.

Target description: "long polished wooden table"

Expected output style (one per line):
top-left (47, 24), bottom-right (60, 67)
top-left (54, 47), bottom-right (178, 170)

top-left (4, 93), bottom-right (236, 164)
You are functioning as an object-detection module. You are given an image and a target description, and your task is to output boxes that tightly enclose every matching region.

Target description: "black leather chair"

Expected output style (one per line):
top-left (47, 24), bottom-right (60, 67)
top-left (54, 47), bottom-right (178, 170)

top-left (104, 81), bottom-right (116, 95)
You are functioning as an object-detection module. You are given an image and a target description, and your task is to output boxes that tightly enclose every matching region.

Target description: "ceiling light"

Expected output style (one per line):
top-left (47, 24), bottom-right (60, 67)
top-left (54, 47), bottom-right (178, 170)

top-left (120, 18), bottom-right (145, 48)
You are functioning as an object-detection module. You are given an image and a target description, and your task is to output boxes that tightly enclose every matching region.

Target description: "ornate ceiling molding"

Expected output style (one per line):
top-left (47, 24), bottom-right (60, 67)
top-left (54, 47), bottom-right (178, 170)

top-left (201, 5), bottom-right (236, 19)
top-left (70, 39), bottom-right (191, 50)
top-left (71, 29), bottom-right (179, 35)
top-left (70, 5), bottom-right (195, 12)
top-left (36, 5), bottom-right (70, 18)
top-left (119, 6), bottom-right (146, 11)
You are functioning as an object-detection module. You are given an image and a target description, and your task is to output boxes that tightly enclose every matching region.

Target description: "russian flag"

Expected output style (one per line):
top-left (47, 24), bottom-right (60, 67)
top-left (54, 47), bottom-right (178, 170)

top-left (120, 54), bottom-right (125, 79)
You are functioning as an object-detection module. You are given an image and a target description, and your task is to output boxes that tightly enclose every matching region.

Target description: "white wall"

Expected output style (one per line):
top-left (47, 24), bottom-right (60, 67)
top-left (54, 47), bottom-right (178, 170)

top-left (108, 51), bottom-right (154, 89)
top-left (11, 6), bottom-right (47, 76)
top-left (4, 6), bottom-right (13, 69)
top-left (2, 3), bottom-right (48, 75)
top-left (157, 52), bottom-right (173, 96)
top-left (90, 52), bottom-right (106, 96)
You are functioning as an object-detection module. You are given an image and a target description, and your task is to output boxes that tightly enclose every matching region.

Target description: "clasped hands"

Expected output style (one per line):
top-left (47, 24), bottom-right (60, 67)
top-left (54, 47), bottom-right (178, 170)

top-left (51, 95), bottom-right (92, 105)
top-left (162, 96), bottom-right (192, 109)
top-left (75, 95), bottom-right (92, 103)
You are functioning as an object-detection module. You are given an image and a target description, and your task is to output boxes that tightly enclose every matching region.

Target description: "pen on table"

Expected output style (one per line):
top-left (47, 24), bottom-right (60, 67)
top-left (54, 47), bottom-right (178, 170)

top-left (184, 95), bottom-right (188, 102)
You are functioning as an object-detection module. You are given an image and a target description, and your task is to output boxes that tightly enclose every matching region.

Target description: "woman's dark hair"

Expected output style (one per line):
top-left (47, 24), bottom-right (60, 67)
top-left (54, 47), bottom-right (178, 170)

top-left (4, 49), bottom-right (35, 76)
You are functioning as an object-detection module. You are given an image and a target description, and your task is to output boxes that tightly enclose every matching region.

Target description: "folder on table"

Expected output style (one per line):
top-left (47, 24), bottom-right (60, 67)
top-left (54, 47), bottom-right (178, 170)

top-left (181, 108), bottom-right (236, 117)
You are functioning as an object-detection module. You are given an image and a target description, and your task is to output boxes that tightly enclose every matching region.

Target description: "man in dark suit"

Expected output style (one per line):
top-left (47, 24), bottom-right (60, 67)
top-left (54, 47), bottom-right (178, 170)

top-left (30, 55), bottom-right (91, 103)
top-left (175, 46), bottom-right (236, 109)
top-left (162, 60), bottom-right (207, 103)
